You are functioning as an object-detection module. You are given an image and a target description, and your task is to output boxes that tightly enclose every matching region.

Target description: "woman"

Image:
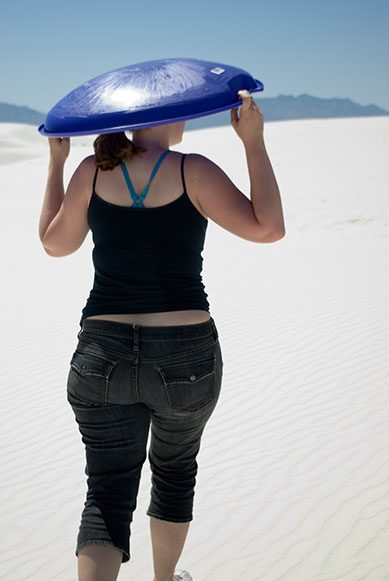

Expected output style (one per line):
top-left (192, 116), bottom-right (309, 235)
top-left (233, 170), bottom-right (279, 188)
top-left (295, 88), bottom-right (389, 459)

top-left (39, 89), bottom-right (285, 581)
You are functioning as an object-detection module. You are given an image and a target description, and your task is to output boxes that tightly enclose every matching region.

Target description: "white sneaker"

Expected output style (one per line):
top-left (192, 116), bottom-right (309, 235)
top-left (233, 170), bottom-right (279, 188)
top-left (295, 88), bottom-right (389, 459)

top-left (173, 571), bottom-right (193, 581)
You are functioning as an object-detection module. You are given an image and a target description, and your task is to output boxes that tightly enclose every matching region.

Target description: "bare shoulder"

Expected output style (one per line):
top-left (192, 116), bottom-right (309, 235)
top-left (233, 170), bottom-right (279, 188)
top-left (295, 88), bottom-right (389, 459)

top-left (183, 152), bottom-right (242, 199)
top-left (69, 154), bottom-right (96, 183)
top-left (74, 154), bottom-right (97, 177)
top-left (182, 153), bottom-right (279, 243)
top-left (183, 153), bottom-right (221, 182)
top-left (182, 152), bottom-right (232, 210)
top-left (66, 154), bottom-right (96, 204)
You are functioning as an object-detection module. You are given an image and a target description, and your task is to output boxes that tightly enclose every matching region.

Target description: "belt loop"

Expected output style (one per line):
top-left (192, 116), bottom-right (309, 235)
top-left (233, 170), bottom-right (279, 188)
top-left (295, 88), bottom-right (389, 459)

top-left (133, 323), bottom-right (140, 353)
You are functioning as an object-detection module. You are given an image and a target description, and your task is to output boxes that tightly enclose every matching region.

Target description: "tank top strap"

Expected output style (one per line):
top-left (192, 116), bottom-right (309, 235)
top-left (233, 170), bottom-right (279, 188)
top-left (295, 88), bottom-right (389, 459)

top-left (180, 154), bottom-right (187, 193)
top-left (92, 166), bottom-right (99, 192)
top-left (120, 163), bottom-right (137, 201)
top-left (145, 150), bottom-right (170, 194)
top-left (120, 149), bottom-right (171, 208)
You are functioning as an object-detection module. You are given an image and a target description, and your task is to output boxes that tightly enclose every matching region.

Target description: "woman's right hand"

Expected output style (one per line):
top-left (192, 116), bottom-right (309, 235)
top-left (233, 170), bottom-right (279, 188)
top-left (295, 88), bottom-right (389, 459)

top-left (231, 90), bottom-right (264, 147)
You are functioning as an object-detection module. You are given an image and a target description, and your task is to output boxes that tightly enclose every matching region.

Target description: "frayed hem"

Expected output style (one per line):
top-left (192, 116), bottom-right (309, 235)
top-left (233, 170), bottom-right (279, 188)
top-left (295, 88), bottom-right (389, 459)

top-left (76, 540), bottom-right (130, 563)
top-left (147, 511), bottom-right (193, 523)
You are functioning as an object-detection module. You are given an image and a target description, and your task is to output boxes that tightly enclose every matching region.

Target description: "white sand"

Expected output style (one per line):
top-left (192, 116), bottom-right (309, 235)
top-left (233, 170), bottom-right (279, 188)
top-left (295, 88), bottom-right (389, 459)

top-left (1, 117), bottom-right (388, 580)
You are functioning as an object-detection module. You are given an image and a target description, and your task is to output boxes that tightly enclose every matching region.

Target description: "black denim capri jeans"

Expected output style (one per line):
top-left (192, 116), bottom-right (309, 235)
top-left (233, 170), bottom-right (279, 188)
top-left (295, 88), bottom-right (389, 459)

top-left (67, 316), bottom-right (223, 563)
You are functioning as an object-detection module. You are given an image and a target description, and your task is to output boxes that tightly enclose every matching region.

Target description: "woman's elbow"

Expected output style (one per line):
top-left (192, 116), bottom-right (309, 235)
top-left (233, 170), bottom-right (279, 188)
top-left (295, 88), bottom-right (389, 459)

top-left (41, 242), bottom-right (72, 257)
top-left (265, 229), bottom-right (286, 243)
top-left (42, 245), bottom-right (62, 257)
top-left (255, 225), bottom-right (286, 243)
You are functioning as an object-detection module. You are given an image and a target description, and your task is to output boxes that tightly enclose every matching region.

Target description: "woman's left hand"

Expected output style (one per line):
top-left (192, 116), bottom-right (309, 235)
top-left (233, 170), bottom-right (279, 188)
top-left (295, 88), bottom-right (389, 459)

top-left (48, 137), bottom-right (70, 164)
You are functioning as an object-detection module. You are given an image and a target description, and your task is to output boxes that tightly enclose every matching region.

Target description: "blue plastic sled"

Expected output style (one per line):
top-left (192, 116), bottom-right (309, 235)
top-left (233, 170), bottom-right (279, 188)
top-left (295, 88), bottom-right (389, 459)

top-left (38, 58), bottom-right (264, 137)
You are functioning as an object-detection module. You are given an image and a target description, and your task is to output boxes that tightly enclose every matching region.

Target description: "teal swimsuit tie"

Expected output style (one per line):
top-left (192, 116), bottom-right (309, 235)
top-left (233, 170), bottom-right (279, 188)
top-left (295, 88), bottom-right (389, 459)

top-left (120, 150), bottom-right (171, 208)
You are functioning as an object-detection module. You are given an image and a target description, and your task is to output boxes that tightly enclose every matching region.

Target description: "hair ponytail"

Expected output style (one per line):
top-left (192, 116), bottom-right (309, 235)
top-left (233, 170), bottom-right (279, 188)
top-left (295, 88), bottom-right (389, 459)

top-left (93, 132), bottom-right (146, 171)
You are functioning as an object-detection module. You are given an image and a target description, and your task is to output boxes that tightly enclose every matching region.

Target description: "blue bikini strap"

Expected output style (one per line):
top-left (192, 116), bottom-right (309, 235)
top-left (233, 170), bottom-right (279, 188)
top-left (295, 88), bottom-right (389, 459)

top-left (120, 150), bottom-right (171, 207)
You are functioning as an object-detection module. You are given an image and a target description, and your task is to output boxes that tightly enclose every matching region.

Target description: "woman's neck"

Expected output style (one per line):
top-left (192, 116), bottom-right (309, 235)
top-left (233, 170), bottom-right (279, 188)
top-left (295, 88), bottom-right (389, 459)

top-left (131, 127), bottom-right (171, 151)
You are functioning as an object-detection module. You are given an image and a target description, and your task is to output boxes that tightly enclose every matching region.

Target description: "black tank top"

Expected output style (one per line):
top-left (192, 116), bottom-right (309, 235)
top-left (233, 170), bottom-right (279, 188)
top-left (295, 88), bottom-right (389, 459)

top-left (80, 153), bottom-right (210, 326)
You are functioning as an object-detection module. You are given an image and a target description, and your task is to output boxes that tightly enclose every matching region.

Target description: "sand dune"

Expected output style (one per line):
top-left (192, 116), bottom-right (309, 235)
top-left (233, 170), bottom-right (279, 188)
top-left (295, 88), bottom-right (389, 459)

top-left (1, 117), bottom-right (388, 580)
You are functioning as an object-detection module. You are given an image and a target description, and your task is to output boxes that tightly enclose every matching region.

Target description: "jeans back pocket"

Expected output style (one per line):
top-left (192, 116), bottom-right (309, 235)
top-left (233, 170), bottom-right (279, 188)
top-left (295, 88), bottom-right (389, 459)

top-left (67, 350), bottom-right (117, 407)
top-left (157, 355), bottom-right (216, 412)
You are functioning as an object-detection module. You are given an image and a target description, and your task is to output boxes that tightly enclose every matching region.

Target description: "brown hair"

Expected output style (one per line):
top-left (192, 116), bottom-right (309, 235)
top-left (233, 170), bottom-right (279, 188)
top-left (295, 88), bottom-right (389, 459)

top-left (93, 132), bottom-right (147, 171)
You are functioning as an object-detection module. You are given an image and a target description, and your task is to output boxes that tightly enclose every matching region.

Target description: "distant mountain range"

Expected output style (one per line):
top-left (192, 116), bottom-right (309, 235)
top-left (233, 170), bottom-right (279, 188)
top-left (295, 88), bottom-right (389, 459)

top-left (0, 103), bottom-right (46, 125)
top-left (186, 94), bottom-right (389, 130)
top-left (1, 95), bottom-right (388, 132)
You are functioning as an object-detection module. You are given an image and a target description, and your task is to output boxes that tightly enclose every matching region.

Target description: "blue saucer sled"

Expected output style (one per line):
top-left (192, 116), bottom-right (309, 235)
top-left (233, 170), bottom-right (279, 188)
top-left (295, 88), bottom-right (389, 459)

top-left (38, 58), bottom-right (264, 137)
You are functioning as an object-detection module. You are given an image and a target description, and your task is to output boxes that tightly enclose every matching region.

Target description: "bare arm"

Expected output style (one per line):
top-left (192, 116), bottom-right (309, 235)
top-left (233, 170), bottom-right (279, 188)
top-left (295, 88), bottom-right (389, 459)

top-left (188, 91), bottom-right (285, 243)
top-left (231, 90), bottom-right (285, 237)
top-left (39, 138), bottom-right (70, 243)
top-left (39, 138), bottom-right (91, 257)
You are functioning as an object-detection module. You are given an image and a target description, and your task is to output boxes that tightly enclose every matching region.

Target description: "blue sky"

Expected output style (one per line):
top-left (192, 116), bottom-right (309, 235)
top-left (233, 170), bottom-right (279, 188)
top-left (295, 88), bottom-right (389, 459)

top-left (1, 0), bottom-right (388, 113)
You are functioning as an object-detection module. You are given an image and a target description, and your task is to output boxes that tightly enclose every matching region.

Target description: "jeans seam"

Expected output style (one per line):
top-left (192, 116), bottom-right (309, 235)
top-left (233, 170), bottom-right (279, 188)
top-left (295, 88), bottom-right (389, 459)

top-left (133, 358), bottom-right (141, 402)
top-left (140, 334), bottom-right (214, 341)
top-left (145, 339), bottom-right (218, 363)
top-left (157, 355), bottom-right (216, 372)
top-left (79, 333), bottom-right (214, 342)
top-left (77, 338), bottom-right (218, 363)
top-left (77, 338), bottom-right (135, 361)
